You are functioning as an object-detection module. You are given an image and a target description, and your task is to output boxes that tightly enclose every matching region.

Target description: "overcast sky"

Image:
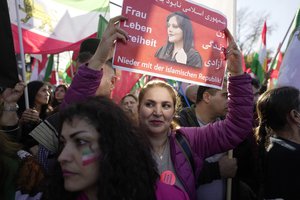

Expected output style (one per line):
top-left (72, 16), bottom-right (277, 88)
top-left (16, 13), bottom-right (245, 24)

top-left (237, 0), bottom-right (300, 52)
top-left (110, 0), bottom-right (300, 54)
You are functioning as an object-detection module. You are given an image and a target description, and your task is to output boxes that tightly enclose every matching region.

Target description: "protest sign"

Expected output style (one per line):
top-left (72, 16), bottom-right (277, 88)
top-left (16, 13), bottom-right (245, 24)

top-left (113, 0), bottom-right (227, 89)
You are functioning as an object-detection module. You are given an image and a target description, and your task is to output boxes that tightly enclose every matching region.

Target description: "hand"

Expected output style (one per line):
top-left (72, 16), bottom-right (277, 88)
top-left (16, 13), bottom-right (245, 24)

top-left (218, 155), bottom-right (237, 178)
top-left (175, 48), bottom-right (187, 64)
top-left (1, 81), bottom-right (25, 104)
top-left (224, 28), bottom-right (243, 76)
top-left (89, 15), bottom-right (128, 70)
top-left (20, 108), bottom-right (40, 123)
top-left (30, 145), bottom-right (39, 157)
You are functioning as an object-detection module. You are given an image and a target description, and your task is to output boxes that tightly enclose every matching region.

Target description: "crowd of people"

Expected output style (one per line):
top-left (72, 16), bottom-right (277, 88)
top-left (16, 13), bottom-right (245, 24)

top-left (1, 15), bottom-right (299, 200)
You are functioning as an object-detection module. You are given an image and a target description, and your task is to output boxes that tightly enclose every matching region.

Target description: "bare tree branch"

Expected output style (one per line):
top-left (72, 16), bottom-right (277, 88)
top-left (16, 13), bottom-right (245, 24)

top-left (236, 7), bottom-right (275, 56)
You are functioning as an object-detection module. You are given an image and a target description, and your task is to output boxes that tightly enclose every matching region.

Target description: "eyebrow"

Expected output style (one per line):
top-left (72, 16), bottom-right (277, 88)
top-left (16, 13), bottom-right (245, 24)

top-left (60, 130), bottom-right (87, 139)
top-left (146, 99), bottom-right (172, 104)
top-left (144, 98), bottom-right (155, 102)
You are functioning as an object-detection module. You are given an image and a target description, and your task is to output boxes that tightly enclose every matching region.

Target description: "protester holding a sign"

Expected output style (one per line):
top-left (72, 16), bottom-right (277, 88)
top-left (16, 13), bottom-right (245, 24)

top-left (137, 28), bottom-right (253, 200)
top-left (43, 16), bottom-right (189, 200)
top-left (57, 13), bottom-right (252, 199)
top-left (155, 11), bottom-right (202, 68)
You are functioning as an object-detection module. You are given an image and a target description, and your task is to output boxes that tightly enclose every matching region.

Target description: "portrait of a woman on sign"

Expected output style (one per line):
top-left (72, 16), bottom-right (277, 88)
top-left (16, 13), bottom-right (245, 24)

top-left (155, 11), bottom-right (202, 68)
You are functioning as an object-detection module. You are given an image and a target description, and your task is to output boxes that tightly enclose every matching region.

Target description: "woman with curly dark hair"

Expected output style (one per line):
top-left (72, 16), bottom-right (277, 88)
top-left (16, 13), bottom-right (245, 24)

top-left (43, 96), bottom-right (188, 200)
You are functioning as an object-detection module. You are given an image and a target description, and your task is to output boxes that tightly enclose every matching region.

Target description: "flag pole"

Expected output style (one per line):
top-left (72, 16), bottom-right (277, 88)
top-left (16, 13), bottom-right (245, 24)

top-left (263, 14), bottom-right (296, 87)
top-left (226, 1), bottom-right (237, 199)
top-left (267, 14), bottom-right (295, 74)
top-left (15, 0), bottom-right (29, 109)
top-left (56, 54), bottom-right (60, 85)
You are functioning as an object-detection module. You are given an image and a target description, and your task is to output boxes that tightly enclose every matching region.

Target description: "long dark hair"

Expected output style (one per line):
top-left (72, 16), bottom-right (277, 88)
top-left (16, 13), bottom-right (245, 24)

top-left (17, 81), bottom-right (50, 120)
top-left (45, 96), bottom-right (158, 200)
top-left (165, 11), bottom-right (195, 57)
top-left (51, 84), bottom-right (68, 108)
top-left (255, 86), bottom-right (300, 199)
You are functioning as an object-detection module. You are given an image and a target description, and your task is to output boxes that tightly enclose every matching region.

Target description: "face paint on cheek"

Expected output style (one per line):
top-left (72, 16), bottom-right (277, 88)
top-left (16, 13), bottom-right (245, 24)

top-left (81, 146), bottom-right (100, 166)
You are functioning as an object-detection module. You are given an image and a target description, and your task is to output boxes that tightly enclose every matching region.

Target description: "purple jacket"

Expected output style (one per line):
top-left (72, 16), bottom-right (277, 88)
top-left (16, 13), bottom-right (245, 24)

top-left (156, 181), bottom-right (190, 200)
top-left (63, 65), bottom-right (253, 200)
top-left (74, 181), bottom-right (190, 200)
top-left (170, 74), bottom-right (253, 200)
top-left (60, 64), bottom-right (103, 110)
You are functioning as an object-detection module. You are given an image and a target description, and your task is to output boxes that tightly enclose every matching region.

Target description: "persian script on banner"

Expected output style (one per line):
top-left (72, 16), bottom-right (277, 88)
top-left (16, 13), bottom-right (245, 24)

top-left (113, 0), bottom-right (228, 89)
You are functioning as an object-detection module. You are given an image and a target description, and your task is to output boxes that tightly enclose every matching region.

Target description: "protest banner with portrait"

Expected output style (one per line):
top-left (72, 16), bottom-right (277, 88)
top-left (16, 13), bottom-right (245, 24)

top-left (113, 0), bottom-right (228, 89)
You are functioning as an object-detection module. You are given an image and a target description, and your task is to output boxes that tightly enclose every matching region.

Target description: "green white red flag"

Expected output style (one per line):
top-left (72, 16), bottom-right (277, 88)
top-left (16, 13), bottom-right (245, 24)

top-left (251, 21), bottom-right (268, 84)
top-left (8, 0), bottom-right (109, 54)
top-left (30, 54), bottom-right (55, 83)
top-left (277, 8), bottom-right (300, 89)
top-left (268, 51), bottom-right (283, 89)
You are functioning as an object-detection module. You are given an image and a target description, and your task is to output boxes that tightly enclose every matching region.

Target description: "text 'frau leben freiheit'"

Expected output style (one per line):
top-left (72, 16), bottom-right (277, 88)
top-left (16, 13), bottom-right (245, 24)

top-left (123, 6), bottom-right (157, 47)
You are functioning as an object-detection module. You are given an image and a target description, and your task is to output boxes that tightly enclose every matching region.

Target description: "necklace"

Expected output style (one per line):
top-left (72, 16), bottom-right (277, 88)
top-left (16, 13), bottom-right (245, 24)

top-left (154, 139), bottom-right (168, 160)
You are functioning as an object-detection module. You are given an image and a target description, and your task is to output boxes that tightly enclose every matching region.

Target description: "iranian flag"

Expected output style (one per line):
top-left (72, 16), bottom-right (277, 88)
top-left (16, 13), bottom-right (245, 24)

top-left (251, 21), bottom-right (268, 84)
top-left (8, 0), bottom-right (109, 54)
top-left (268, 51), bottom-right (283, 89)
top-left (277, 8), bottom-right (300, 89)
top-left (111, 71), bottom-right (142, 103)
top-left (30, 54), bottom-right (54, 81)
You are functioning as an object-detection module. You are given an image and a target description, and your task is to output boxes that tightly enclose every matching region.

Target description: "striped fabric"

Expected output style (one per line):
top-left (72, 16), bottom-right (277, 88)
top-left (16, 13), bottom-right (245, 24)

top-left (29, 113), bottom-right (60, 153)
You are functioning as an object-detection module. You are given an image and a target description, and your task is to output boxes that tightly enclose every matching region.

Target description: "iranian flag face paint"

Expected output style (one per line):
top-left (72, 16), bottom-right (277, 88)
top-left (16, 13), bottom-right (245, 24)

top-left (82, 146), bottom-right (100, 166)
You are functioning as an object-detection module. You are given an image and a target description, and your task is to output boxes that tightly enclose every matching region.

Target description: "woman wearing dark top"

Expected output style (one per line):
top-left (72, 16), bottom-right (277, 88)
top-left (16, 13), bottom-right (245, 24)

top-left (256, 86), bottom-right (300, 200)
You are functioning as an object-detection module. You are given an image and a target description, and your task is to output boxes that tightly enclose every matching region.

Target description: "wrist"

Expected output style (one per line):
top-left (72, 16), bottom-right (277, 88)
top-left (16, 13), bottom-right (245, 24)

top-left (228, 71), bottom-right (244, 77)
top-left (0, 112), bottom-right (19, 126)
top-left (1, 103), bottom-right (19, 112)
top-left (87, 59), bottom-right (105, 71)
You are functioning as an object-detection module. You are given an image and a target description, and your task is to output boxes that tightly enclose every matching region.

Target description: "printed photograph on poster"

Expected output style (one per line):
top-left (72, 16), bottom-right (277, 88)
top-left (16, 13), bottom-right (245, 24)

top-left (154, 11), bottom-right (202, 68)
top-left (113, 0), bottom-right (228, 89)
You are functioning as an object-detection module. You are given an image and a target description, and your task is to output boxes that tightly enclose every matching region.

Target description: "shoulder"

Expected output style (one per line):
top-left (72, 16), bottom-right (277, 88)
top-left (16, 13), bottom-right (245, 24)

top-left (186, 48), bottom-right (198, 55)
top-left (155, 46), bottom-right (166, 57)
top-left (186, 48), bottom-right (202, 67)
